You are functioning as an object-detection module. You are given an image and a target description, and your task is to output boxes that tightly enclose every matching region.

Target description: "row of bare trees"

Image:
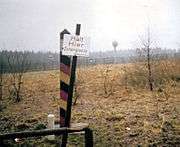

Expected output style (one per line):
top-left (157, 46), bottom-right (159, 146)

top-left (0, 50), bottom-right (59, 73)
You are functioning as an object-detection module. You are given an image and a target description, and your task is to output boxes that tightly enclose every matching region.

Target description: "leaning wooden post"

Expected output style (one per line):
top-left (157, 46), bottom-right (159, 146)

top-left (60, 24), bottom-right (81, 147)
top-left (65, 24), bottom-right (80, 126)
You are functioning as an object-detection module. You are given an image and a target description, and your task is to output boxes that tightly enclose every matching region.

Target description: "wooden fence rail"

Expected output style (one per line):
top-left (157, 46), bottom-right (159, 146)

top-left (0, 127), bottom-right (93, 147)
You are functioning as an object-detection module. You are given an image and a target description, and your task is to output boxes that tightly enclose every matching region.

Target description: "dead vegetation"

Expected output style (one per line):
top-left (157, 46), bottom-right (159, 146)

top-left (0, 59), bottom-right (180, 146)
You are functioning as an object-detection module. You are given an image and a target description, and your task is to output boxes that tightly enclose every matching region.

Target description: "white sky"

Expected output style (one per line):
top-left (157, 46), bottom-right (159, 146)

top-left (0, 0), bottom-right (180, 52)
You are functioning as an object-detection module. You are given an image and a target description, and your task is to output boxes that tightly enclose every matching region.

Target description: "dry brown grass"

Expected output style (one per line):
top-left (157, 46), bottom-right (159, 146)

top-left (0, 63), bottom-right (179, 146)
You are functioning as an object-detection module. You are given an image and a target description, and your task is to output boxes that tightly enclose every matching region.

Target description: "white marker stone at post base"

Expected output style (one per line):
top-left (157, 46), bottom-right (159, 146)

top-left (62, 34), bottom-right (90, 57)
top-left (47, 114), bottom-right (55, 140)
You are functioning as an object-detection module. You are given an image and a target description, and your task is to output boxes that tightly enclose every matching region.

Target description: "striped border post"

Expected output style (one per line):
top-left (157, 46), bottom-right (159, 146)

top-left (60, 55), bottom-right (71, 127)
top-left (60, 29), bottom-right (71, 127)
top-left (60, 24), bottom-right (81, 147)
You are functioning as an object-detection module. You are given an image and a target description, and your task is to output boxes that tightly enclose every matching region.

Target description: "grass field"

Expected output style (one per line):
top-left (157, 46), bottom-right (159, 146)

top-left (0, 64), bottom-right (180, 146)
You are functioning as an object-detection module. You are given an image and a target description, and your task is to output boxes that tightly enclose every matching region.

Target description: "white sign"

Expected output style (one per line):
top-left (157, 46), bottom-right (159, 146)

top-left (62, 34), bottom-right (90, 56)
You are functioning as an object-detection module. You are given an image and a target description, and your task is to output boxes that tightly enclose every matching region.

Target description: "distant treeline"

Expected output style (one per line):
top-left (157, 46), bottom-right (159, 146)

top-left (78, 48), bottom-right (180, 66)
top-left (0, 50), bottom-right (59, 73)
top-left (0, 49), bottom-right (179, 73)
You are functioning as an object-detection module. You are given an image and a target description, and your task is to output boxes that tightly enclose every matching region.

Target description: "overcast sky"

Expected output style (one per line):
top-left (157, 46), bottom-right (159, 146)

top-left (0, 0), bottom-right (180, 52)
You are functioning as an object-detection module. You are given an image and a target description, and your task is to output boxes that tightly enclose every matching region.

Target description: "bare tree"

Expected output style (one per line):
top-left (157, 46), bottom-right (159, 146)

top-left (7, 51), bottom-right (31, 102)
top-left (138, 27), bottom-right (154, 91)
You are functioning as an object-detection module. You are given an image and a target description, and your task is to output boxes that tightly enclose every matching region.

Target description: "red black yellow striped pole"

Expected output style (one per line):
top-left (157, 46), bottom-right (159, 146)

top-left (60, 29), bottom-right (70, 128)
top-left (60, 55), bottom-right (71, 127)
top-left (60, 24), bottom-right (81, 147)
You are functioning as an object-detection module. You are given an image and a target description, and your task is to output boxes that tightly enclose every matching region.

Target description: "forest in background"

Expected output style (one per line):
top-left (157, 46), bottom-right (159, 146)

top-left (0, 48), bottom-right (179, 73)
